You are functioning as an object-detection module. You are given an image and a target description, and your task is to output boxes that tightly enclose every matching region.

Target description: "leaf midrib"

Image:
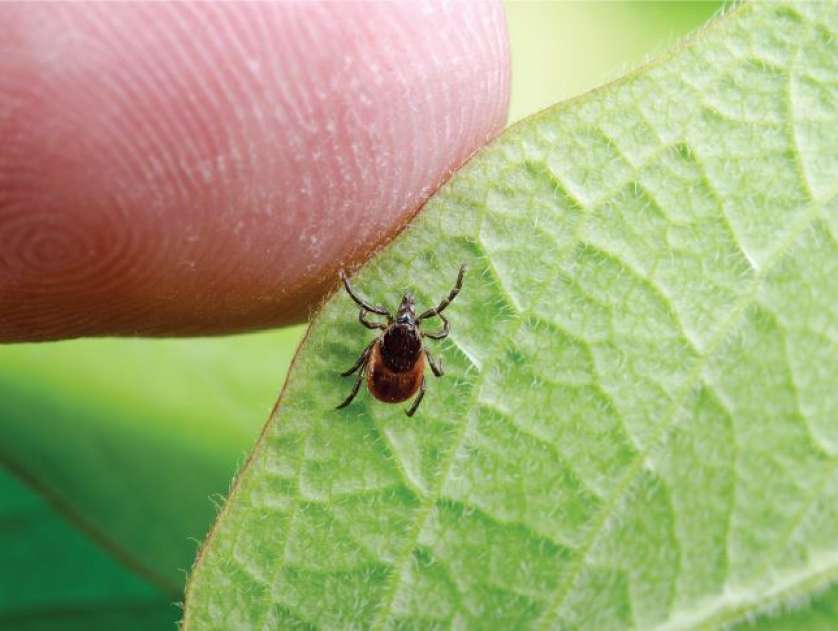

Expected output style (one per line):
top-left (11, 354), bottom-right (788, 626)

top-left (662, 546), bottom-right (838, 630)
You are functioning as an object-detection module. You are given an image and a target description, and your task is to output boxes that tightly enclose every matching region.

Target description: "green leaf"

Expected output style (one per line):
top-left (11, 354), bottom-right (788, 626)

top-left (0, 467), bottom-right (172, 630)
top-left (0, 328), bottom-right (302, 628)
top-left (184, 3), bottom-right (837, 628)
top-left (506, 0), bottom-right (723, 121)
top-left (730, 581), bottom-right (838, 630)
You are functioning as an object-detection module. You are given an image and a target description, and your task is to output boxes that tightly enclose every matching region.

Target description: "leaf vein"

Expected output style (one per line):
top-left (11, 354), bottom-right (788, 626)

top-left (537, 193), bottom-right (830, 626)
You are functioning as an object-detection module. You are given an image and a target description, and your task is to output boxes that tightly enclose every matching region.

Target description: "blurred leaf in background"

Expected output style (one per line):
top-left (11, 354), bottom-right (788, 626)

top-left (0, 329), bottom-right (302, 629)
top-left (0, 3), bottom-right (722, 629)
top-left (506, 1), bottom-right (723, 121)
top-left (0, 467), bottom-right (173, 630)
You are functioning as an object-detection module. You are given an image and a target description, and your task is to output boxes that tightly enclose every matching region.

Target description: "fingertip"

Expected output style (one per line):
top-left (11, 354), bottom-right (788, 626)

top-left (0, 2), bottom-right (509, 340)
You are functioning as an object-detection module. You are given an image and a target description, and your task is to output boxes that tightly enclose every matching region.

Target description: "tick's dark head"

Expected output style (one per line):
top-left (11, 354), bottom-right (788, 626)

top-left (395, 292), bottom-right (416, 325)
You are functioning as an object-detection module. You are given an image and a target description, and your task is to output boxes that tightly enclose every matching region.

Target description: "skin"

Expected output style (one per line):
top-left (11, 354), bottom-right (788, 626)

top-left (0, 2), bottom-right (509, 341)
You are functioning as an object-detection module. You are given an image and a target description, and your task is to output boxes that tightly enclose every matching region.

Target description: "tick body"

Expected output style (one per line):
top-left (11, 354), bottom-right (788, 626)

top-left (336, 264), bottom-right (466, 416)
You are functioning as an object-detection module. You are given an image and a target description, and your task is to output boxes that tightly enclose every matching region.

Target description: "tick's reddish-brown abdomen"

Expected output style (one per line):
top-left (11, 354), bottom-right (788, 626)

top-left (367, 342), bottom-right (424, 403)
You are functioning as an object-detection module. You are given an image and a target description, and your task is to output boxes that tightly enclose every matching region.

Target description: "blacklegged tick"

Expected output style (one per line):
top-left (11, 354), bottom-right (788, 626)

top-left (336, 265), bottom-right (466, 416)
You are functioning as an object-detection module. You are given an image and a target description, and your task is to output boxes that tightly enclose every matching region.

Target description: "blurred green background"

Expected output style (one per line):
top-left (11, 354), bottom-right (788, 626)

top-left (0, 3), bottom-right (721, 629)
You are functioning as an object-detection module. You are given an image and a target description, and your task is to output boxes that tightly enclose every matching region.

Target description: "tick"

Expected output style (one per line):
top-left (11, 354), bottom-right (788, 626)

top-left (336, 264), bottom-right (466, 416)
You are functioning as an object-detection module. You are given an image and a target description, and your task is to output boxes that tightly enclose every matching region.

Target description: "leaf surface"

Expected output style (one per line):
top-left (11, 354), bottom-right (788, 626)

top-left (184, 3), bottom-right (837, 628)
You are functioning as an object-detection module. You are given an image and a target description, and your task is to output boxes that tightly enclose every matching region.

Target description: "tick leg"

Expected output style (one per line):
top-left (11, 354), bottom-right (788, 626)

top-left (405, 377), bottom-right (426, 417)
top-left (425, 349), bottom-right (444, 377)
top-left (422, 312), bottom-right (449, 340)
top-left (340, 270), bottom-right (391, 318)
top-left (337, 362), bottom-right (367, 410)
top-left (418, 264), bottom-right (466, 321)
top-left (359, 309), bottom-right (387, 330)
top-left (341, 340), bottom-right (375, 376)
